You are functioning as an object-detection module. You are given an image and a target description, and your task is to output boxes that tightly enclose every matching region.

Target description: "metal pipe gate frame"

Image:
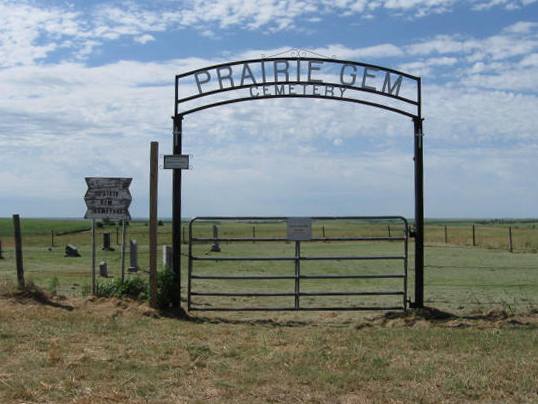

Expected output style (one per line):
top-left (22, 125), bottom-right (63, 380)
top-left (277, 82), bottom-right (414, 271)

top-left (187, 216), bottom-right (409, 312)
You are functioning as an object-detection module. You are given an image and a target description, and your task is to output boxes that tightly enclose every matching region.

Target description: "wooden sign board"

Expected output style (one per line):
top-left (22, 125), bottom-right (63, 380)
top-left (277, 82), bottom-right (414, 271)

top-left (287, 217), bottom-right (313, 241)
top-left (84, 177), bottom-right (132, 220)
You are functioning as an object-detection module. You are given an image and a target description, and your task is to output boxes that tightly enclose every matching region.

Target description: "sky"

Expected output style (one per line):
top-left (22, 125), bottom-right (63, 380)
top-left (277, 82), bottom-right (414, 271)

top-left (1, 0), bottom-right (537, 219)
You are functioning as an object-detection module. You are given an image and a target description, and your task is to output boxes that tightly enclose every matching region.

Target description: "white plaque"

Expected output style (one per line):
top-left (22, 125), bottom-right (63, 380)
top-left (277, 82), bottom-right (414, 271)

top-left (287, 217), bottom-right (312, 241)
top-left (163, 155), bottom-right (190, 170)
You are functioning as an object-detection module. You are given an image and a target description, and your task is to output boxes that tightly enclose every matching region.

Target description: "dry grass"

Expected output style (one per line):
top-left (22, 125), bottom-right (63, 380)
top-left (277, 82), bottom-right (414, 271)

top-left (1, 285), bottom-right (537, 403)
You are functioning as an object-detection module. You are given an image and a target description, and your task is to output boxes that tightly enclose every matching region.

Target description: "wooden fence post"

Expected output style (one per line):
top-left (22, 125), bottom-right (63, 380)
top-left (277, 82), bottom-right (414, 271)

top-left (13, 214), bottom-right (24, 288)
top-left (387, 225), bottom-right (391, 237)
top-left (472, 224), bottom-right (476, 247)
top-left (91, 219), bottom-right (96, 295)
top-left (508, 226), bottom-right (513, 253)
top-left (444, 225), bottom-right (448, 244)
top-left (149, 141), bottom-right (159, 308)
top-left (252, 226), bottom-right (256, 243)
top-left (51, 230), bottom-right (55, 247)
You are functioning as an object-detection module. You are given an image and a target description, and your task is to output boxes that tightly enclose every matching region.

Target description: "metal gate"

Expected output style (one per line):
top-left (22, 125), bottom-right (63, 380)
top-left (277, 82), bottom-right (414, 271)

top-left (188, 216), bottom-right (409, 312)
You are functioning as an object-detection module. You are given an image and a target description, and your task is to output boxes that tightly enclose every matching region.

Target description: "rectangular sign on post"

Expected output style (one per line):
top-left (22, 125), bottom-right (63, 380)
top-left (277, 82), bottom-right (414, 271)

top-left (84, 177), bottom-right (132, 220)
top-left (163, 155), bottom-right (189, 170)
top-left (287, 217), bottom-right (313, 241)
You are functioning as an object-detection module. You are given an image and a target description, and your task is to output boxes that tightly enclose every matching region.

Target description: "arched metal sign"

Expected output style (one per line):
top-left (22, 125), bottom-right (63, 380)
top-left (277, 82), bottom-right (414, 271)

top-left (175, 57), bottom-right (421, 118)
top-left (170, 54), bottom-right (425, 310)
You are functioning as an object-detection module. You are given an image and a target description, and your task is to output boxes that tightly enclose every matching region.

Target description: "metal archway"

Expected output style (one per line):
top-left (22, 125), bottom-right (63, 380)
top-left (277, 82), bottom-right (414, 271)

top-left (170, 54), bottom-right (424, 310)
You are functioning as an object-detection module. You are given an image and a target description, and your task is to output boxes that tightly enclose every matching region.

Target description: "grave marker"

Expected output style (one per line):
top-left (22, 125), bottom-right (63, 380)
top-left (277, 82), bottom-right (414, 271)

top-left (65, 244), bottom-right (81, 257)
top-left (129, 239), bottom-right (138, 272)
top-left (99, 261), bottom-right (108, 277)
top-left (211, 225), bottom-right (221, 252)
top-left (163, 245), bottom-right (172, 269)
top-left (102, 232), bottom-right (114, 251)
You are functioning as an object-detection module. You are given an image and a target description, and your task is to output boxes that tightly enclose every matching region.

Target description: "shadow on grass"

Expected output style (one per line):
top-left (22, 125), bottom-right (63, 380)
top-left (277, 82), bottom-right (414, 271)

top-left (1, 281), bottom-right (74, 311)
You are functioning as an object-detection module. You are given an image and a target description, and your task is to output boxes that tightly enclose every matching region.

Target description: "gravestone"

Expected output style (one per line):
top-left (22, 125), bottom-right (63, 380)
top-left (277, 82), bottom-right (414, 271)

top-left (64, 244), bottom-right (81, 257)
top-left (128, 239), bottom-right (138, 272)
top-left (102, 232), bottom-right (115, 251)
top-left (0, 239), bottom-right (4, 259)
top-left (99, 261), bottom-right (108, 277)
top-left (162, 245), bottom-right (172, 269)
top-left (211, 224), bottom-right (221, 252)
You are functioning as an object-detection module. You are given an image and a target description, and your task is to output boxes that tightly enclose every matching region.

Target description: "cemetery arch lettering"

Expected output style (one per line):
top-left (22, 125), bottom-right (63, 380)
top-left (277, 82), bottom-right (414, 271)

top-left (170, 53), bottom-right (425, 310)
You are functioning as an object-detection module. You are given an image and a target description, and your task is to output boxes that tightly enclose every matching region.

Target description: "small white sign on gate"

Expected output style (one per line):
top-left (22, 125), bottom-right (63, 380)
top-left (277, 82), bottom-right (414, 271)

top-left (287, 217), bottom-right (313, 241)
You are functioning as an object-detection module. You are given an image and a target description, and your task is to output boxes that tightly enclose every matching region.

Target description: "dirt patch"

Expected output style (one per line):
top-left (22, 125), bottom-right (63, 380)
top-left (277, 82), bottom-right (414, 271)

top-left (80, 296), bottom-right (161, 319)
top-left (363, 306), bottom-right (538, 329)
top-left (1, 290), bottom-right (537, 330)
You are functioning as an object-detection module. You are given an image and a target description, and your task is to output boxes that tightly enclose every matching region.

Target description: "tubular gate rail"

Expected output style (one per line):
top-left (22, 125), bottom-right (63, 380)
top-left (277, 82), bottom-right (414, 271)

top-left (188, 216), bottom-right (409, 312)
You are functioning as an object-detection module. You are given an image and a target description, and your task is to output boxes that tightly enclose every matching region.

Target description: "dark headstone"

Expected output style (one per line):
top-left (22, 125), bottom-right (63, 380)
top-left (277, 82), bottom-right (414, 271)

top-left (102, 232), bottom-right (114, 251)
top-left (64, 244), bottom-right (81, 257)
top-left (99, 261), bottom-right (108, 277)
top-left (211, 225), bottom-right (221, 252)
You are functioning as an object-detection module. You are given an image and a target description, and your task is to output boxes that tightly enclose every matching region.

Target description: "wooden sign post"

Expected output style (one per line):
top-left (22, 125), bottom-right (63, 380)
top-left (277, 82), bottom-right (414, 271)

top-left (84, 177), bottom-right (132, 294)
top-left (149, 142), bottom-right (159, 308)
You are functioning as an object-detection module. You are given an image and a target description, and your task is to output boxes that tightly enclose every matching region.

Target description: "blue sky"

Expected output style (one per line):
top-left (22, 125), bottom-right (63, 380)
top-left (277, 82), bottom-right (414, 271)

top-left (1, 0), bottom-right (537, 218)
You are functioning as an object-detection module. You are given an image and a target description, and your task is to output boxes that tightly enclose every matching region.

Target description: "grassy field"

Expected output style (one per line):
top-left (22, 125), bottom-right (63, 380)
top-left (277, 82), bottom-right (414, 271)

top-left (0, 217), bottom-right (537, 402)
top-left (0, 217), bottom-right (536, 312)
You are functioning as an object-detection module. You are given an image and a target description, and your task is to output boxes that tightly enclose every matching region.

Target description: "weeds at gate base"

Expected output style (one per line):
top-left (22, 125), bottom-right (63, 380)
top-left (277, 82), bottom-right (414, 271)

top-left (91, 270), bottom-right (178, 310)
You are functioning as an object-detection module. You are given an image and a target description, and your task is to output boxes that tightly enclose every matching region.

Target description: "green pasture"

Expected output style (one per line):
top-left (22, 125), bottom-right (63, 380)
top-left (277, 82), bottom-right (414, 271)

top-left (0, 218), bottom-right (537, 314)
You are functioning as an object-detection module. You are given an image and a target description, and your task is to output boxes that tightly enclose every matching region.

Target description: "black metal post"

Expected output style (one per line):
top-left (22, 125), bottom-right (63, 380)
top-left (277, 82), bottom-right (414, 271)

top-left (172, 114), bottom-right (183, 309)
top-left (412, 116), bottom-right (424, 308)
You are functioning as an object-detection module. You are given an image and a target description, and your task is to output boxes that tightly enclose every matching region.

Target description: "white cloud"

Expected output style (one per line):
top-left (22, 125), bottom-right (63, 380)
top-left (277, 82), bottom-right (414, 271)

top-left (1, 10), bottom-right (538, 217)
top-left (472, 0), bottom-right (537, 10)
top-left (2, 0), bottom-right (536, 68)
top-left (134, 34), bottom-right (155, 44)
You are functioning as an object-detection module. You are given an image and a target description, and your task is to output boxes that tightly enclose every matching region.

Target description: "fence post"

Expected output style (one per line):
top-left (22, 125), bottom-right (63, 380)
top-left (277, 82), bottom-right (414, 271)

top-left (51, 230), bottom-right (55, 247)
top-left (387, 225), bottom-right (391, 237)
top-left (252, 225), bottom-right (256, 244)
top-left (294, 241), bottom-right (301, 310)
top-left (322, 225), bottom-right (326, 239)
top-left (444, 225), bottom-right (448, 244)
top-left (116, 224), bottom-right (120, 245)
top-left (0, 239), bottom-right (4, 259)
top-left (13, 214), bottom-right (25, 289)
top-left (472, 224), bottom-right (476, 247)
top-left (91, 219), bottom-right (96, 295)
top-left (508, 226), bottom-right (513, 253)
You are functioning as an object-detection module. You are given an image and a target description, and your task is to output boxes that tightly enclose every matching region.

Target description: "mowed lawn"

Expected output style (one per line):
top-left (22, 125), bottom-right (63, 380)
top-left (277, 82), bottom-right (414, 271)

top-left (0, 218), bottom-right (537, 402)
